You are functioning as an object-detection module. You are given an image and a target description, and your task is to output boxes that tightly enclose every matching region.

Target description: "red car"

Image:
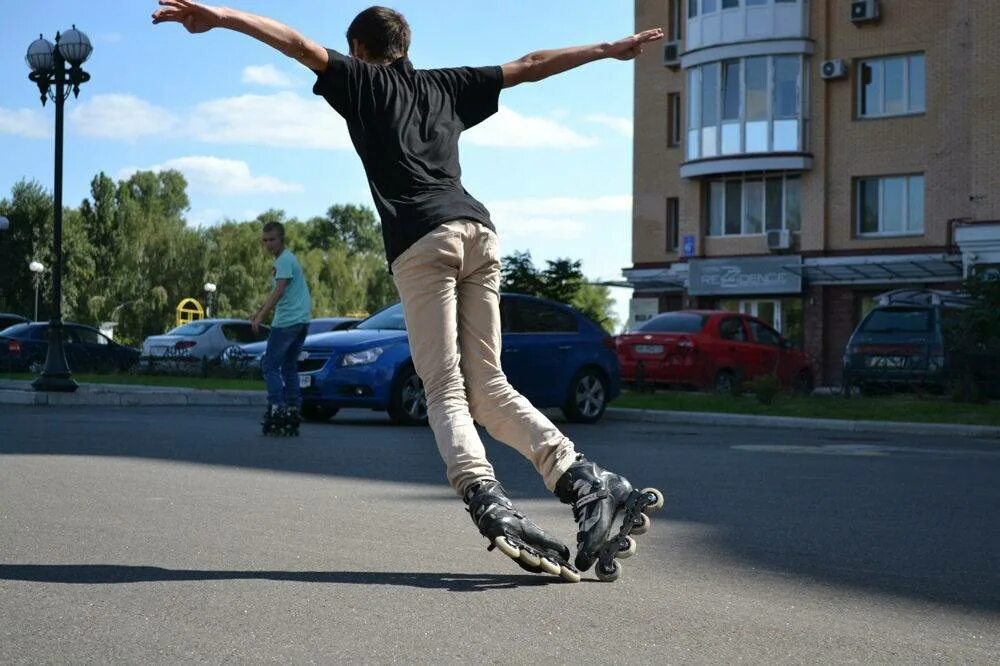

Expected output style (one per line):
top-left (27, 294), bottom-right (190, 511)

top-left (616, 310), bottom-right (815, 393)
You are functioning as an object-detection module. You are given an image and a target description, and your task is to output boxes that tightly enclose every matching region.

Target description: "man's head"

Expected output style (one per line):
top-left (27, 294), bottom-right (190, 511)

top-left (346, 6), bottom-right (410, 65)
top-left (261, 221), bottom-right (285, 257)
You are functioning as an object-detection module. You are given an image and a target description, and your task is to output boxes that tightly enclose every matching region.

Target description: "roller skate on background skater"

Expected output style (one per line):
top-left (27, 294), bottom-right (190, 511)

top-left (464, 481), bottom-right (581, 583)
top-left (260, 403), bottom-right (301, 437)
top-left (555, 456), bottom-right (664, 582)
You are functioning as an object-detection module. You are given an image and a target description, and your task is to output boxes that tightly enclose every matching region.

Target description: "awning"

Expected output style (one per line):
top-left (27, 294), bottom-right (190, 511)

top-left (785, 254), bottom-right (963, 285)
top-left (621, 265), bottom-right (689, 291)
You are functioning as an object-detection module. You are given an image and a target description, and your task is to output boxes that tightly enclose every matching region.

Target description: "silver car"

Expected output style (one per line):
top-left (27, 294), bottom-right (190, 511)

top-left (219, 316), bottom-right (362, 369)
top-left (142, 319), bottom-right (270, 362)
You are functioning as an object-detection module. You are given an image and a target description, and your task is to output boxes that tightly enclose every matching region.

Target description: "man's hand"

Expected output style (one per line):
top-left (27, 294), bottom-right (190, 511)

top-left (604, 28), bottom-right (664, 61)
top-left (152, 0), bottom-right (224, 34)
top-left (251, 314), bottom-right (264, 335)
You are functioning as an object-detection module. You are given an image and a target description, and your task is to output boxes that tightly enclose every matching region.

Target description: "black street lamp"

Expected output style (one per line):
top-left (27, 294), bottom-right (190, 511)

top-left (25, 26), bottom-right (92, 392)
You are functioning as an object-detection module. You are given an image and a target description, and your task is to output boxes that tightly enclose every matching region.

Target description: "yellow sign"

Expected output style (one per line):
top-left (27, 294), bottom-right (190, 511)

top-left (176, 298), bottom-right (205, 327)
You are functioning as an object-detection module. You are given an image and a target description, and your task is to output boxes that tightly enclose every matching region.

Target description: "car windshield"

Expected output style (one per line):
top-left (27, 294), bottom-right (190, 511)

top-left (167, 322), bottom-right (214, 336)
top-left (355, 304), bottom-right (407, 331)
top-left (639, 313), bottom-right (706, 333)
top-left (860, 308), bottom-right (933, 333)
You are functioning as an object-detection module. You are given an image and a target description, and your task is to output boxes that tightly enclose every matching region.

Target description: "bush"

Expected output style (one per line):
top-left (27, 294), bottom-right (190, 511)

top-left (747, 373), bottom-right (780, 405)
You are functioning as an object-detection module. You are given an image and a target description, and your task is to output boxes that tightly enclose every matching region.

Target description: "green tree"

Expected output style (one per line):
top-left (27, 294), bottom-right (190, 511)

top-left (0, 180), bottom-right (53, 318)
top-left (572, 283), bottom-right (620, 334)
top-left (500, 250), bottom-right (543, 295)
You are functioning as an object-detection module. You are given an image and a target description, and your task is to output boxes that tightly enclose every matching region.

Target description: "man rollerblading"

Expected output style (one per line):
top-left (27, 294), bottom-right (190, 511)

top-left (555, 457), bottom-right (664, 581)
top-left (252, 221), bottom-right (312, 437)
top-left (464, 481), bottom-right (581, 582)
top-left (154, 1), bottom-right (663, 580)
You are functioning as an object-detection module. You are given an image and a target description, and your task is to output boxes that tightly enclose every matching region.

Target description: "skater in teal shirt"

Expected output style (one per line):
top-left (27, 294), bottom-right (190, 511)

top-left (253, 221), bottom-right (312, 434)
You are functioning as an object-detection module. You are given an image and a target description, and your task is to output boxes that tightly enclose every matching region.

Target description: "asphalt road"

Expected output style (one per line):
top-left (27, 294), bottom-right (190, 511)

top-left (1, 406), bottom-right (998, 663)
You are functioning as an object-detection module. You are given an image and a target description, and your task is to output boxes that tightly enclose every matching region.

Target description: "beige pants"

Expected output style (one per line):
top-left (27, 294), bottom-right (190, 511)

top-left (391, 220), bottom-right (579, 496)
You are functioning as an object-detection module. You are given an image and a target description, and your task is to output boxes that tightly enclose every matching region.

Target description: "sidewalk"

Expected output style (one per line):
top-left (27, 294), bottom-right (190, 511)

top-left (2, 378), bottom-right (999, 439)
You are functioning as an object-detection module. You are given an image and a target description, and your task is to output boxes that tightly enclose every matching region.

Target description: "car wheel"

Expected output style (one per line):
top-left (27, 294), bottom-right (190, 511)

top-left (794, 369), bottom-right (814, 395)
top-left (301, 403), bottom-right (338, 423)
top-left (562, 368), bottom-right (608, 424)
top-left (388, 365), bottom-right (428, 426)
top-left (713, 369), bottom-right (738, 395)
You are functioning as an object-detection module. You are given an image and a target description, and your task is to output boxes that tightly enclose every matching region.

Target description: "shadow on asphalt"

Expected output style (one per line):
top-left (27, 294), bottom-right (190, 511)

top-left (3, 406), bottom-right (1000, 612)
top-left (0, 565), bottom-right (557, 592)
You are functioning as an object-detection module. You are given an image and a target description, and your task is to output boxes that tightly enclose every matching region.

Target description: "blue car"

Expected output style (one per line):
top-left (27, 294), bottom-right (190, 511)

top-left (297, 294), bottom-right (620, 425)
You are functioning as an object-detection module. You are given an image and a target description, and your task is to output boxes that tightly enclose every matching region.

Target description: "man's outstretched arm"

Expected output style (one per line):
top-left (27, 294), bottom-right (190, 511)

top-left (152, 0), bottom-right (328, 72)
top-left (500, 28), bottom-right (663, 88)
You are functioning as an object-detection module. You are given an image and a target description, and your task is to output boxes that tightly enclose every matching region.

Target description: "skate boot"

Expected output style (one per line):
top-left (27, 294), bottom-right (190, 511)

top-left (284, 406), bottom-right (301, 437)
top-left (464, 480), bottom-right (581, 583)
top-left (261, 403), bottom-right (286, 436)
top-left (554, 456), bottom-right (664, 582)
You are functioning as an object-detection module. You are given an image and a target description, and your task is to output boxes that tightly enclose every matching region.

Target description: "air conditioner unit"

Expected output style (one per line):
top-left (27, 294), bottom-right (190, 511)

top-left (663, 40), bottom-right (681, 68)
top-left (766, 229), bottom-right (792, 251)
top-left (850, 0), bottom-right (880, 24)
top-left (820, 59), bottom-right (848, 80)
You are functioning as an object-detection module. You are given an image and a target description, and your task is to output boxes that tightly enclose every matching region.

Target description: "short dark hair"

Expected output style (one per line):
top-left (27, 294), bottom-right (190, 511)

top-left (346, 6), bottom-right (410, 62)
top-left (262, 221), bottom-right (285, 238)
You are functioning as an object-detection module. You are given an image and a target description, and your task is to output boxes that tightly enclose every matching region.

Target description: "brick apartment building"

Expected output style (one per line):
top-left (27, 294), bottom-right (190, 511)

top-left (626, 0), bottom-right (1000, 385)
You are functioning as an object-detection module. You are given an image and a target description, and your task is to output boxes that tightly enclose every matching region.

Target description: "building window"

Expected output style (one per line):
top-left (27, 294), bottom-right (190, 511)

top-left (686, 55), bottom-right (807, 160)
top-left (666, 198), bottom-right (680, 251)
top-left (858, 54), bottom-right (925, 118)
top-left (856, 174), bottom-right (924, 236)
top-left (706, 174), bottom-right (801, 236)
top-left (718, 297), bottom-right (804, 346)
top-left (689, 0), bottom-right (698, 18)
top-left (669, 0), bottom-right (684, 40)
top-left (667, 93), bottom-right (682, 147)
top-left (723, 0), bottom-right (740, 8)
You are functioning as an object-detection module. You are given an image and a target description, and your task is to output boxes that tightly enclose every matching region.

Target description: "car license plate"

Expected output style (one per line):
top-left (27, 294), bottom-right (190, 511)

top-left (868, 356), bottom-right (907, 369)
top-left (634, 344), bottom-right (664, 355)
top-left (298, 374), bottom-right (312, 388)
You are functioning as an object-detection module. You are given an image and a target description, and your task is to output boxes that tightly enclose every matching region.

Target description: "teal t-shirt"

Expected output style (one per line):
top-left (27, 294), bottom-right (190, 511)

top-left (271, 249), bottom-right (312, 327)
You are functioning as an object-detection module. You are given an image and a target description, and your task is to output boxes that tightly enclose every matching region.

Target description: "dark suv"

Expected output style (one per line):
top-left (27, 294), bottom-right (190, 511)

top-left (842, 289), bottom-right (971, 392)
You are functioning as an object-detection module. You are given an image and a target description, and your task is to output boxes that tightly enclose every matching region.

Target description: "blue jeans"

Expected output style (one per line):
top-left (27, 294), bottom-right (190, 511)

top-left (262, 323), bottom-right (309, 407)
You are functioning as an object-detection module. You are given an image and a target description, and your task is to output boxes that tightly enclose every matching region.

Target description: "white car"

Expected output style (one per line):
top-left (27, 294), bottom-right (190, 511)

top-left (142, 319), bottom-right (270, 363)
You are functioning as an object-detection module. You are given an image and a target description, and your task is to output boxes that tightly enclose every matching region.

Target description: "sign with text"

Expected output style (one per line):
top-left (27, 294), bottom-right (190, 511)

top-left (688, 256), bottom-right (802, 296)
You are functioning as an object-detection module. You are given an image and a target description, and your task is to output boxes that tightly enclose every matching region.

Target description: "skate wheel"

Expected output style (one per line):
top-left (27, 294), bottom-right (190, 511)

top-left (595, 559), bottom-right (621, 582)
top-left (641, 487), bottom-right (664, 511)
top-left (519, 549), bottom-right (542, 569)
top-left (539, 558), bottom-right (561, 576)
top-left (631, 512), bottom-right (651, 535)
top-left (615, 535), bottom-right (637, 559)
top-left (494, 536), bottom-right (520, 559)
top-left (559, 565), bottom-right (582, 583)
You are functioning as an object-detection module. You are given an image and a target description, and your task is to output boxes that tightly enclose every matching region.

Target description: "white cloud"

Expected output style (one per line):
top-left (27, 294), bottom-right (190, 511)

top-left (0, 107), bottom-right (50, 139)
top-left (464, 105), bottom-right (599, 149)
top-left (118, 156), bottom-right (303, 195)
top-left (485, 195), bottom-right (631, 241)
top-left (189, 91), bottom-right (352, 149)
top-left (242, 64), bottom-right (295, 88)
top-left (69, 94), bottom-right (177, 141)
top-left (585, 113), bottom-right (633, 138)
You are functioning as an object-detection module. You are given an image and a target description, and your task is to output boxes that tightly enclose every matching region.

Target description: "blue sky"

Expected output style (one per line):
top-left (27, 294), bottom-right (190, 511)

top-left (1, 1), bottom-right (640, 324)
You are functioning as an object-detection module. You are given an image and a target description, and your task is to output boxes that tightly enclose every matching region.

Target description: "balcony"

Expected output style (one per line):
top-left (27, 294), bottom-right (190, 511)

top-left (686, 0), bottom-right (809, 52)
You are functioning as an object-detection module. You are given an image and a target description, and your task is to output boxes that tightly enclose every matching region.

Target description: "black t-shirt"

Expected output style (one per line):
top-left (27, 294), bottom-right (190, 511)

top-left (313, 49), bottom-right (502, 267)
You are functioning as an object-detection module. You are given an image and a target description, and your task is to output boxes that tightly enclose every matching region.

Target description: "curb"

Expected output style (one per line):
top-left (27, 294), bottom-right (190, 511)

top-left (0, 380), bottom-right (267, 407)
top-left (604, 407), bottom-right (1000, 439)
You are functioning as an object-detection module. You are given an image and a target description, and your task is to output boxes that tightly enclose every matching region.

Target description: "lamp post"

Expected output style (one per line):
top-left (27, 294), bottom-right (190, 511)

top-left (29, 261), bottom-right (45, 321)
top-left (204, 282), bottom-right (217, 318)
top-left (25, 26), bottom-right (92, 392)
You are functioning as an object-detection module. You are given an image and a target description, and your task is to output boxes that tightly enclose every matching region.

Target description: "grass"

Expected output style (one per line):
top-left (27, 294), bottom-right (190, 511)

top-left (614, 390), bottom-right (1000, 427)
top-left (0, 373), bottom-right (264, 392)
